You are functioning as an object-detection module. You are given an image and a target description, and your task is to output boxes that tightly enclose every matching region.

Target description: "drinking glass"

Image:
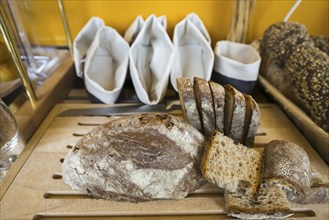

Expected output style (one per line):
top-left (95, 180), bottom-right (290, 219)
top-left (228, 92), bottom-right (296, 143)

top-left (0, 98), bottom-right (19, 180)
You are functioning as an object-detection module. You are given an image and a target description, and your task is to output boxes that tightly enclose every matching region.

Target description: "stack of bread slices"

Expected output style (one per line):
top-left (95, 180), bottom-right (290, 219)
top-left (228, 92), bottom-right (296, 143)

top-left (177, 77), bottom-right (260, 146)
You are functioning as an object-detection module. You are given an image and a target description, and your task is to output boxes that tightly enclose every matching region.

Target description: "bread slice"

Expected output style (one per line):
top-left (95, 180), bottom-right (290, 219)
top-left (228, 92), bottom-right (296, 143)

top-left (193, 77), bottom-right (215, 138)
top-left (224, 85), bottom-right (246, 144)
top-left (243, 94), bottom-right (260, 147)
top-left (209, 81), bottom-right (225, 133)
top-left (262, 140), bottom-right (312, 198)
top-left (176, 77), bottom-right (203, 133)
top-left (201, 130), bottom-right (262, 196)
top-left (225, 184), bottom-right (293, 219)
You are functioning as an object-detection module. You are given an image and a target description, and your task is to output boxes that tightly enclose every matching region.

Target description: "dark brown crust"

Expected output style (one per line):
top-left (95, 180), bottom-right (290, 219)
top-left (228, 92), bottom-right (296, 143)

top-left (176, 77), bottom-right (203, 132)
top-left (209, 81), bottom-right (225, 133)
top-left (194, 77), bottom-right (215, 138)
top-left (224, 85), bottom-right (246, 144)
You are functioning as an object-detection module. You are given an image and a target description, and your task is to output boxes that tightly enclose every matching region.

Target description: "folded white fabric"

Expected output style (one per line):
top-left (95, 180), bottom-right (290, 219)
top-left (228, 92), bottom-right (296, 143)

top-left (170, 14), bottom-right (214, 91)
top-left (124, 15), bottom-right (167, 45)
top-left (84, 26), bottom-right (129, 104)
top-left (73, 17), bottom-right (104, 78)
top-left (129, 15), bottom-right (174, 105)
top-left (186, 13), bottom-right (211, 44)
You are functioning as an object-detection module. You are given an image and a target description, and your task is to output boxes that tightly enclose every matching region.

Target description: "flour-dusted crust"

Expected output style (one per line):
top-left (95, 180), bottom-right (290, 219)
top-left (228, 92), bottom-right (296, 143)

top-left (262, 140), bottom-right (312, 196)
top-left (194, 77), bottom-right (216, 138)
top-left (176, 77), bottom-right (202, 133)
top-left (62, 113), bottom-right (206, 202)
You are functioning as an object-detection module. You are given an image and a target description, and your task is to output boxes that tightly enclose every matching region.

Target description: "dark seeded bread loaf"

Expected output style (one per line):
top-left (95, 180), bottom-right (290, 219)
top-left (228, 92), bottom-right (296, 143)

top-left (209, 81), bottom-right (225, 133)
top-left (262, 140), bottom-right (312, 198)
top-left (201, 130), bottom-right (262, 196)
top-left (62, 113), bottom-right (206, 202)
top-left (194, 77), bottom-right (216, 138)
top-left (261, 21), bottom-right (311, 68)
top-left (284, 42), bottom-right (329, 133)
top-left (224, 84), bottom-right (246, 144)
top-left (225, 184), bottom-right (293, 219)
top-left (243, 94), bottom-right (260, 147)
top-left (176, 77), bottom-right (203, 133)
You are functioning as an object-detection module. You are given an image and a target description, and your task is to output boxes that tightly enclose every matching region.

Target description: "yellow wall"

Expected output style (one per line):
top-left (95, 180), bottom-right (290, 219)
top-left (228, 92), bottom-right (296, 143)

top-left (18, 0), bottom-right (328, 48)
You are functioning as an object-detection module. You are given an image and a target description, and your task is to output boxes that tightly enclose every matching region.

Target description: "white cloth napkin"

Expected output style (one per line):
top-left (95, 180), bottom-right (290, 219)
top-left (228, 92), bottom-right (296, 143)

top-left (124, 15), bottom-right (167, 45)
top-left (129, 15), bottom-right (174, 105)
top-left (84, 26), bottom-right (130, 104)
top-left (170, 15), bottom-right (214, 91)
top-left (73, 17), bottom-right (104, 78)
top-left (186, 13), bottom-right (211, 44)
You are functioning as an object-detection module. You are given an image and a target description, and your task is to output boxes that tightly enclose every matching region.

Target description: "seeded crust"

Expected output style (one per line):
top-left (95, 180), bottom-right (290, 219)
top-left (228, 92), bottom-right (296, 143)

top-left (261, 21), bottom-right (311, 68)
top-left (194, 77), bottom-right (216, 138)
top-left (62, 113), bottom-right (206, 202)
top-left (209, 81), bottom-right (225, 133)
top-left (201, 130), bottom-right (262, 196)
top-left (262, 140), bottom-right (312, 196)
top-left (311, 35), bottom-right (329, 55)
top-left (225, 184), bottom-right (293, 219)
top-left (243, 95), bottom-right (260, 147)
top-left (224, 85), bottom-right (246, 144)
top-left (284, 42), bottom-right (329, 133)
top-left (176, 77), bottom-right (203, 133)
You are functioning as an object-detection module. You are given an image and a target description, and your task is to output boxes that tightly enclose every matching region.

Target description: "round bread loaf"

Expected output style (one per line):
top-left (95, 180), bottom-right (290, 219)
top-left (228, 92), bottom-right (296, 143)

top-left (284, 42), bottom-right (329, 132)
top-left (62, 113), bottom-right (206, 202)
top-left (261, 21), bottom-right (311, 68)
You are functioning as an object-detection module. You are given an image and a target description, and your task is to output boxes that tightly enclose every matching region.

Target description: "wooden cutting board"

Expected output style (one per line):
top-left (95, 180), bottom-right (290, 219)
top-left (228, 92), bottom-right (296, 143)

top-left (1, 103), bottom-right (328, 220)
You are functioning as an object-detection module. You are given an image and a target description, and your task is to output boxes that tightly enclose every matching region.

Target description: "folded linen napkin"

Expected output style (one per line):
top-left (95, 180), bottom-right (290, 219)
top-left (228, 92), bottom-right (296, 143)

top-left (124, 15), bottom-right (167, 45)
top-left (129, 15), bottom-right (174, 105)
top-left (170, 14), bottom-right (214, 91)
top-left (186, 13), bottom-right (211, 44)
top-left (73, 17), bottom-right (104, 78)
top-left (84, 26), bottom-right (129, 104)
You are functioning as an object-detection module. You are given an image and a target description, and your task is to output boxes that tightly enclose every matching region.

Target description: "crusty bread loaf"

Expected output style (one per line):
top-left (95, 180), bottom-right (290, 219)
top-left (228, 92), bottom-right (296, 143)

top-left (193, 77), bottom-right (216, 138)
top-left (209, 81), bottom-right (225, 133)
top-left (262, 140), bottom-right (312, 198)
top-left (225, 184), bottom-right (293, 219)
top-left (176, 77), bottom-right (203, 133)
top-left (261, 21), bottom-right (311, 68)
top-left (201, 130), bottom-right (262, 196)
top-left (243, 94), bottom-right (260, 147)
top-left (284, 42), bottom-right (329, 133)
top-left (62, 113), bottom-right (206, 202)
top-left (260, 22), bottom-right (329, 133)
top-left (224, 84), bottom-right (246, 144)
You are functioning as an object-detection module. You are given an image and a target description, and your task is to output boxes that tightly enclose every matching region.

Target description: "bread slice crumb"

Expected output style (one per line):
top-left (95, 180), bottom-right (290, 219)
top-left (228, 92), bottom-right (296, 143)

top-left (201, 130), bottom-right (262, 196)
